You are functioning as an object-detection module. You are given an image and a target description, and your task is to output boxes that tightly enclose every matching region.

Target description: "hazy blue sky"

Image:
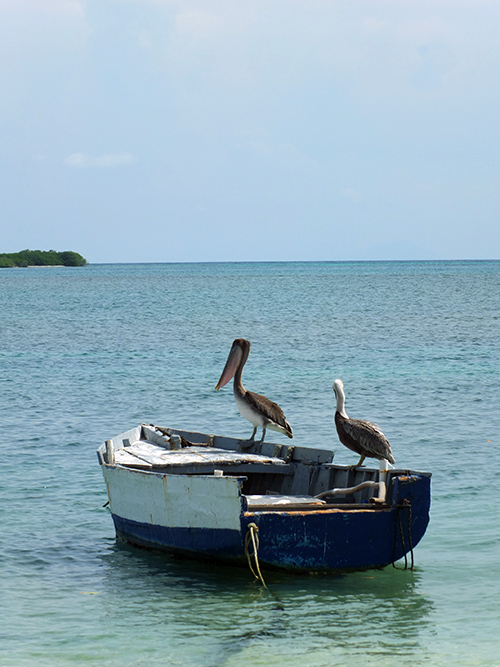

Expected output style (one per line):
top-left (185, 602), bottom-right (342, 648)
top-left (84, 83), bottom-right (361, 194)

top-left (2, 0), bottom-right (500, 263)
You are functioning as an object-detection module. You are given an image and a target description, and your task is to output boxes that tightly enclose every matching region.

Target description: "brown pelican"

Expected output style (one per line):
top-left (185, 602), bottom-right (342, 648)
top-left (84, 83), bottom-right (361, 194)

top-left (333, 379), bottom-right (395, 468)
top-left (215, 338), bottom-right (293, 444)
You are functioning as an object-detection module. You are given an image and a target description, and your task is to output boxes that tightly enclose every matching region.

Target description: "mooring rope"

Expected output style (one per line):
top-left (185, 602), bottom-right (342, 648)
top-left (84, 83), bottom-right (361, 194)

top-left (244, 523), bottom-right (285, 611)
top-left (405, 499), bottom-right (414, 571)
top-left (392, 500), bottom-right (414, 571)
top-left (244, 522), bottom-right (268, 588)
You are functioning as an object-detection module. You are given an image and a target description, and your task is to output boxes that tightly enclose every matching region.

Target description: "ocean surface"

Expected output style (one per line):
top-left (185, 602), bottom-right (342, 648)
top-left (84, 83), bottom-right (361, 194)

top-left (1, 260), bottom-right (499, 666)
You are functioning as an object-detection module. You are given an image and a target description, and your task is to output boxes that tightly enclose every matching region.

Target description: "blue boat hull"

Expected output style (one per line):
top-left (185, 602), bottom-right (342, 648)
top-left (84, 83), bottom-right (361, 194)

top-left (111, 474), bottom-right (430, 572)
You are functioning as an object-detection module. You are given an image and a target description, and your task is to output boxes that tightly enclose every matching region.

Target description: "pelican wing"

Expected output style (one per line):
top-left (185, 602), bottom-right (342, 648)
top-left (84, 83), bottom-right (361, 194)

top-left (245, 390), bottom-right (293, 438)
top-left (342, 418), bottom-right (395, 463)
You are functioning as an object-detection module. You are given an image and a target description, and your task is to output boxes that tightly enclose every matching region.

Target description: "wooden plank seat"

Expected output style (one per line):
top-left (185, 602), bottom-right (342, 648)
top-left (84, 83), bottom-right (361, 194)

top-left (245, 494), bottom-right (326, 510)
top-left (114, 440), bottom-right (292, 470)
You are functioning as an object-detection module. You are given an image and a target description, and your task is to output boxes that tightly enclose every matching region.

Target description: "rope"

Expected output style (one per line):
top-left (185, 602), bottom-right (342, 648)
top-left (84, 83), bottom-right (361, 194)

top-left (392, 500), bottom-right (414, 571)
top-left (244, 523), bottom-right (285, 611)
top-left (406, 499), bottom-right (414, 571)
top-left (244, 522), bottom-right (268, 588)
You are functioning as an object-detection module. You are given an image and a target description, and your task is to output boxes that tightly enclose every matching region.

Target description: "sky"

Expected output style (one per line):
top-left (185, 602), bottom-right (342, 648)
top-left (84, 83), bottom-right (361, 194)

top-left (1, 0), bottom-right (500, 263)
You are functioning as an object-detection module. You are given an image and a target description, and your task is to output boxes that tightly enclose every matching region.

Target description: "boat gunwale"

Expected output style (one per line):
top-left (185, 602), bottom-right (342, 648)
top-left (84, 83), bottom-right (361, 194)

top-left (99, 457), bottom-right (431, 483)
top-left (243, 503), bottom-right (392, 514)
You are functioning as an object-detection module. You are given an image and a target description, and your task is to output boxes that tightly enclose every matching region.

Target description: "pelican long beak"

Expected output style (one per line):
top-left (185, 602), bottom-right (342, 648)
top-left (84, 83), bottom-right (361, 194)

top-left (215, 342), bottom-right (242, 390)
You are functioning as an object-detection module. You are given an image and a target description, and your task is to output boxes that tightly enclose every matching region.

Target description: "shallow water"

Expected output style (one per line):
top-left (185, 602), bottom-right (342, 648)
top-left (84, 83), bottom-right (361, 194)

top-left (1, 261), bottom-right (499, 665)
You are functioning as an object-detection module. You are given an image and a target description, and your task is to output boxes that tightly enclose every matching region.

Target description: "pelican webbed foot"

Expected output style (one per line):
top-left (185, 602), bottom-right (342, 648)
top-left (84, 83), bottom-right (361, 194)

top-left (239, 439), bottom-right (255, 451)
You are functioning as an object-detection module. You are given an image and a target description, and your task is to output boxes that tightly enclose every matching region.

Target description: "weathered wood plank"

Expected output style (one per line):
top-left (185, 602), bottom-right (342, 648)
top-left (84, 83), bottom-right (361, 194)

top-left (245, 495), bottom-right (326, 508)
top-left (114, 449), bottom-right (153, 468)
top-left (142, 425), bottom-right (335, 464)
top-left (119, 440), bottom-right (292, 469)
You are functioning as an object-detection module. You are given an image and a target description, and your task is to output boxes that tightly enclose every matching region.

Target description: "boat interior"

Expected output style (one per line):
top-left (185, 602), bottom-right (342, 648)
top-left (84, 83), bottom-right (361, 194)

top-left (97, 423), bottom-right (420, 509)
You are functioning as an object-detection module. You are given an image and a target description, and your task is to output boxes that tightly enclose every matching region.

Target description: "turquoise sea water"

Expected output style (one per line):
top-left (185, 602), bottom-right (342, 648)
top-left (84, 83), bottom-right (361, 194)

top-left (1, 260), bottom-right (499, 666)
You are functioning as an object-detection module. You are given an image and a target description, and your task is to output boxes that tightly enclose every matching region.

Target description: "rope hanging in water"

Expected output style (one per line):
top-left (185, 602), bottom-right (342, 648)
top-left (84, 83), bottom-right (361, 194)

top-left (392, 499), bottom-right (414, 571)
top-left (245, 522), bottom-right (268, 588)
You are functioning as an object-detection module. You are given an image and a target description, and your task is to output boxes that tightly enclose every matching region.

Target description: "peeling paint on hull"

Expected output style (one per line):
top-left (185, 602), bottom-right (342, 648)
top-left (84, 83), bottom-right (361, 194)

top-left (241, 502), bottom-right (429, 571)
top-left (109, 475), bottom-right (430, 572)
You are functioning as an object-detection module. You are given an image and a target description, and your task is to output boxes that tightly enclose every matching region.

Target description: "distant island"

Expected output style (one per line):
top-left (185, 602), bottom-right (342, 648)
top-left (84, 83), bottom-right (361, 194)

top-left (0, 249), bottom-right (87, 268)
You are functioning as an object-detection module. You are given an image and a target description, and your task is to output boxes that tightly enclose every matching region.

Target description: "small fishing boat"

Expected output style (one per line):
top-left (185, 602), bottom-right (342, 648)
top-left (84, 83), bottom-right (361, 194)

top-left (97, 424), bottom-right (431, 573)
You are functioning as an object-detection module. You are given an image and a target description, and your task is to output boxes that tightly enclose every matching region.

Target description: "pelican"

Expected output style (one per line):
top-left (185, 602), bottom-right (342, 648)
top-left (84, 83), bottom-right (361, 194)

top-left (215, 338), bottom-right (293, 444)
top-left (333, 379), bottom-right (395, 468)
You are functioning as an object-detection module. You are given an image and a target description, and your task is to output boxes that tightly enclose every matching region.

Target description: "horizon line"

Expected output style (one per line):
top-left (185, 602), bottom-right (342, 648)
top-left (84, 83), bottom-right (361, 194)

top-left (85, 258), bottom-right (500, 265)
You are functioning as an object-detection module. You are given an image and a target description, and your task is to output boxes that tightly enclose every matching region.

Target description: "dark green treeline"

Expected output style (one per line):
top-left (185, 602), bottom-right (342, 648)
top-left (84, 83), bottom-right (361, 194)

top-left (0, 250), bottom-right (87, 268)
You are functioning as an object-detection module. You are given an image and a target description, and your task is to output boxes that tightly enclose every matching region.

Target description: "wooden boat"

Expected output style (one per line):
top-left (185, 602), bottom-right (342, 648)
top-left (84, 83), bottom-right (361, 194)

top-left (97, 424), bottom-right (431, 573)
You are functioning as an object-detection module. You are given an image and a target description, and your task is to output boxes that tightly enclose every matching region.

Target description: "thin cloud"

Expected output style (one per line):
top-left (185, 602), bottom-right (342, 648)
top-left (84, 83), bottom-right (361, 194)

top-left (64, 152), bottom-right (134, 168)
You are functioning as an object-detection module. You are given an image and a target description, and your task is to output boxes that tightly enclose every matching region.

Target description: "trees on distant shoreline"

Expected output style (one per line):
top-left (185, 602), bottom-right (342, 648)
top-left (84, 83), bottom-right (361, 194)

top-left (0, 249), bottom-right (87, 268)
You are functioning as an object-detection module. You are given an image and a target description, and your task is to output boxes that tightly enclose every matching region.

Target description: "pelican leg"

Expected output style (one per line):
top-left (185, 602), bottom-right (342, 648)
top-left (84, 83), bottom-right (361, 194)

top-left (240, 427), bottom-right (258, 451)
top-left (349, 454), bottom-right (366, 470)
top-left (260, 427), bottom-right (267, 444)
